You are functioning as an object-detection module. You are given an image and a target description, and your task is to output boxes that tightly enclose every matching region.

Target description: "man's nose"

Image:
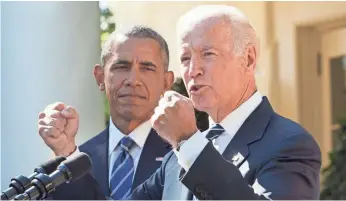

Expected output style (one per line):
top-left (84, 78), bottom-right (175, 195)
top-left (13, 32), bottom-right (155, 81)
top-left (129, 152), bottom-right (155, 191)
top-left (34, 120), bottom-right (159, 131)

top-left (188, 57), bottom-right (203, 78)
top-left (124, 66), bottom-right (142, 87)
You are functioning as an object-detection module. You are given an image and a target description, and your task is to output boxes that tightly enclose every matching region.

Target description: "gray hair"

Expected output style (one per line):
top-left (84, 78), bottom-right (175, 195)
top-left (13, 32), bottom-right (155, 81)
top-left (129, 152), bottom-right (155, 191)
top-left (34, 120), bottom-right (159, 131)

top-left (101, 25), bottom-right (170, 71)
top-left (176, 5), bottom-right (259, 58)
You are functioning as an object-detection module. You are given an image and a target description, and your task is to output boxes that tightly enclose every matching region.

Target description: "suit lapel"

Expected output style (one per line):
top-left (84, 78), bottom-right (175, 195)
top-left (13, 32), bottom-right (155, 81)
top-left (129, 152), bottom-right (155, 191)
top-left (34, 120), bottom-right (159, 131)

top-left (87, 128), bottom-right (109, 196)
top-left (222, 97), bottom-right (273, 167)
top-left (132, 129), bottom-right (171, 189)
top-left (179, 169), bottom-right (193, 200)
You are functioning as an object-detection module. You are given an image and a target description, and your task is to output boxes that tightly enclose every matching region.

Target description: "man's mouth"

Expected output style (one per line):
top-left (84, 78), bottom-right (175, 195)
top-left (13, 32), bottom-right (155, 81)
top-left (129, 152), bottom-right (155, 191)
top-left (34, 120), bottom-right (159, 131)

top-left (189, 85), bottom-right (207, 94)
top-left (118, 94), bottom-right (146, 99)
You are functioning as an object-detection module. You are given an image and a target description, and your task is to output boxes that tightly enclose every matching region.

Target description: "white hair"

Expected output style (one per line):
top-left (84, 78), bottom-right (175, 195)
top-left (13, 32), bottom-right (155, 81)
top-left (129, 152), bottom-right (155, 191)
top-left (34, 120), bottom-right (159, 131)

top-left (176, 5), bottom-right (259, 58)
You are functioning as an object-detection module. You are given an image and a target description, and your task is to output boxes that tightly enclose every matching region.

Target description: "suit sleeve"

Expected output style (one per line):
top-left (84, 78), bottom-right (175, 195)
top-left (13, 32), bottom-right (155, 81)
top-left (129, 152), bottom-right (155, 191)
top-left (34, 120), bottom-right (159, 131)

top-left (179, 133), bottom-right (321, 200)
top-left (128, 151), bottom-right (174, 200)
top-left (50, 173), bottom-right (106, 200)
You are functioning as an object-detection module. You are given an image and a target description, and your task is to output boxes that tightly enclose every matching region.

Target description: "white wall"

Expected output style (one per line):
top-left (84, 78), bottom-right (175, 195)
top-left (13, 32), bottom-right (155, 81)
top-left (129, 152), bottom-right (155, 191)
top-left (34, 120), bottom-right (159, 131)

top-left (1, 1), bottom-right (104, 188)
top-left (273, 1), bottom-right (346, 120)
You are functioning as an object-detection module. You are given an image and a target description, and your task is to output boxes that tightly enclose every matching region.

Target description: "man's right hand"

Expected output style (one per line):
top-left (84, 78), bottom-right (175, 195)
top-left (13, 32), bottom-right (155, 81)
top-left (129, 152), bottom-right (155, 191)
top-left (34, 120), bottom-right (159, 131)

top-left (38, 102), bottom-right (79, 157)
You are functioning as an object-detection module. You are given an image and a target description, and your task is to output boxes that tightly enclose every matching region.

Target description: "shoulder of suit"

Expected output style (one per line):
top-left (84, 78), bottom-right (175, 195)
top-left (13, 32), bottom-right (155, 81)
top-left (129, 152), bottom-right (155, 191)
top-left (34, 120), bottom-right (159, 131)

top-left (269, 113), bottom-right (310, 136)
top-left (79, 127), bottom-right (108, 152)
top-left (265, 113), bottom-right (319, 150)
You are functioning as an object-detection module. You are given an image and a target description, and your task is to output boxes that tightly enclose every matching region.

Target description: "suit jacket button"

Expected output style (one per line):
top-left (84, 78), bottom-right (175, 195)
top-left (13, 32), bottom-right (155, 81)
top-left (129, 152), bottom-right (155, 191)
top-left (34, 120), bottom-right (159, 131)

top-left (201, 191), bottom-right (208, 199)
top-left (196, 186), bottom-right (202, 193)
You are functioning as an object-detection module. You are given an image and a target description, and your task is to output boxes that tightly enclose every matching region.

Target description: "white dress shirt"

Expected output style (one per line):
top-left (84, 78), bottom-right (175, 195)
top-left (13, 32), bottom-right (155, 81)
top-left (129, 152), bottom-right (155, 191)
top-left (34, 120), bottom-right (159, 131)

top-left (107, 118), bottom-right (152, 185)
top-left (174, 91), bottom-right (263, 171)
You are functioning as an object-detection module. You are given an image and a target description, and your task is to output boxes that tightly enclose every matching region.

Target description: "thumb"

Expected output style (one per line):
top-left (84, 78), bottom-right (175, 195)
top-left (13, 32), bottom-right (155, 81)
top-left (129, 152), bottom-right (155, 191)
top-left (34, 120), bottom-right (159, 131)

top-left (61, 106), bottom-right (78, 119)
top-left (61, 106), bottom-right (79, 138)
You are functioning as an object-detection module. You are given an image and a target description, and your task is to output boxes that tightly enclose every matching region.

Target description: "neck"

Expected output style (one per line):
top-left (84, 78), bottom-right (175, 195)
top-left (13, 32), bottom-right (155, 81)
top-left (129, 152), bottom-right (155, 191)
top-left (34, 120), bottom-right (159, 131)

top-left (110, 114), bottom-right (149, 135)
top-left (209, 81), bottom-right (257, 123)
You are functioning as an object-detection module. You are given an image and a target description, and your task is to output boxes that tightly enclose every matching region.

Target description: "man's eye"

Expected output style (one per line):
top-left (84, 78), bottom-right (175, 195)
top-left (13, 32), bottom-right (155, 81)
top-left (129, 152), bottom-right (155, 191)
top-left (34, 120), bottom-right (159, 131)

top-left (143, 67), bottom-right (155, 71)
top-left (112, 65), bottom-right (128, 69)
top-left (204, 52), bottom-right (215, 57)
top-left (181, 56), bottom-right (190, 62)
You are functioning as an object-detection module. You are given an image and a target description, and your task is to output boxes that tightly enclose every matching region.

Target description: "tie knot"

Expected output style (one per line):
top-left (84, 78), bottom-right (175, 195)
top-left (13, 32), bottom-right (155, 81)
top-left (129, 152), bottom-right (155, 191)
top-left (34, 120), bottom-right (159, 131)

top-left (120, 137), bottom-right (134, 152)
top-left (205, 124), bottom-right (225, 140)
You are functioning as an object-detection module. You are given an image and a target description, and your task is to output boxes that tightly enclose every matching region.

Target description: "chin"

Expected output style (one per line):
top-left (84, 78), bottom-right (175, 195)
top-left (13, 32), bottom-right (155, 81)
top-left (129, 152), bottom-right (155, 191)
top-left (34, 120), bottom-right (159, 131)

top-left (118, 109), bottom-right (140, 120)
top-left (191, 97), bottom-right (214, 113)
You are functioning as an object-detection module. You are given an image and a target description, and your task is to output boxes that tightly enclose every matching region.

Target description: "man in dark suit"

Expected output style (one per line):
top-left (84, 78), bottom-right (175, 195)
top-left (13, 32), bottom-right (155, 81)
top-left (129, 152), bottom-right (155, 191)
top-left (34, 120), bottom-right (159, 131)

top-left (37, 26), bottom-right (174, 199)
top-left (127, 5), bottom-right (321, 200)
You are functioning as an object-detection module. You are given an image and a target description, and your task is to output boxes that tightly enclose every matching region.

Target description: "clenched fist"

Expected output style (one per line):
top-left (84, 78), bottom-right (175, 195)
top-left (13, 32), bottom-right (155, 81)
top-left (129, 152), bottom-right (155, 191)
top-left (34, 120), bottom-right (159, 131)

top-left (151, 91), bottom-right (198, 148)
top-left (38, 102), bottom-right (79, 157)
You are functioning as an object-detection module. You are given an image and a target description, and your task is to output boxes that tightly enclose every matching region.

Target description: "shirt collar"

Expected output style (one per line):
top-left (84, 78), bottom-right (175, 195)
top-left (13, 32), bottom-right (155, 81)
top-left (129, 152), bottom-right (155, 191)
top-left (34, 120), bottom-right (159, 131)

top-left (108, 117), bottom-right (152, 156)
top-left (208, 91), bottom-right (263, 137)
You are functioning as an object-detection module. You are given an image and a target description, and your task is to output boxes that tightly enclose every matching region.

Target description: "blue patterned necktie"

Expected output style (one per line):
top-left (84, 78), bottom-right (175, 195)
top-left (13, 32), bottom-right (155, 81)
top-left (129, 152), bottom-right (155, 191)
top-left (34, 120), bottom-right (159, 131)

top-left (205, 123), bottom-right (225, 141)
top-left (110, 136), bottom-right (135, 200)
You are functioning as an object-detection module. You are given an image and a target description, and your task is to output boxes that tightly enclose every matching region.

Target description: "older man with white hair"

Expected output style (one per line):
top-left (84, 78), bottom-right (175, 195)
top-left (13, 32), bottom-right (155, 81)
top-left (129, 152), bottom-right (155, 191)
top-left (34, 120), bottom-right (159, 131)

top-left (72, 5), bottom-right (321, 200)
top-left (128, 5), bottom-right (321, 200)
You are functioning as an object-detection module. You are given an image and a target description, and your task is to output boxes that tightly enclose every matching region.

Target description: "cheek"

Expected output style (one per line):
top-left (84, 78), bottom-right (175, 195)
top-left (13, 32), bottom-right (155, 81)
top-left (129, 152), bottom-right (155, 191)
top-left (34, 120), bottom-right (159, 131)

top-left (183, 69), bottom-right (190, 84)
top-left (106, 73), bottom-right (124, 93)
top-left (143, 76), bottom-right (164, 97)
top-left (208, 64), bottom-right (233, 96)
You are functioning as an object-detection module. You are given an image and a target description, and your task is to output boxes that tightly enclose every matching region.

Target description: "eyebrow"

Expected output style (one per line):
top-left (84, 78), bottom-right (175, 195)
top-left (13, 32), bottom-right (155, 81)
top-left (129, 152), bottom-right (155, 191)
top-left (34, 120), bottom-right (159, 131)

top-left (201, 45), bottom-right (214, 51)
top-left (139, 61), bottom-right (157, 68)
top-left (112, 60), bottom-right (132, 65)
top-left (112, 60), bottom-right (157, 68)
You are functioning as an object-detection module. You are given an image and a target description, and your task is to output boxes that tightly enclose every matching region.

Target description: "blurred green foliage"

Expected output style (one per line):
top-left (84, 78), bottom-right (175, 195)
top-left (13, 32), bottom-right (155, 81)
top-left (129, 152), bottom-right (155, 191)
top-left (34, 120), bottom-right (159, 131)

top-left (100, 5), bottom-right (115, 125)
top-left (320, 112), bottom-right (346, 199)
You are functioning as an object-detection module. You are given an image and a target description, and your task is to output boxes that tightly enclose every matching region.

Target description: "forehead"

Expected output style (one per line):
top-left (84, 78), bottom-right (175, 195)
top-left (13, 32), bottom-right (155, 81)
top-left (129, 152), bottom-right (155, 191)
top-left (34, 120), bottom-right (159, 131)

top-left (111, 37), bottom-right (162, 59)
top-left (179, 17), bottom-right (232, 51)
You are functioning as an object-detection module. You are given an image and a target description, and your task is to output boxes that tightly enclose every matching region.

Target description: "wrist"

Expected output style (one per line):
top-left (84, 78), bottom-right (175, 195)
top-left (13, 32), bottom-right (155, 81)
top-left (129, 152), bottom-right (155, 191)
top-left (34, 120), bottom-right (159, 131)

top-left (172, 128), bottom-right (198, 149)
top-left (55, 143), bottom-right (77, 157)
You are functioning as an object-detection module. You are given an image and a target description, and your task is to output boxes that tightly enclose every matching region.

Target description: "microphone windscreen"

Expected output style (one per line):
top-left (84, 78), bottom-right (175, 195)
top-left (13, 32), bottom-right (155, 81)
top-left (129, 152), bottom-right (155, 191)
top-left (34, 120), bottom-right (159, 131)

top-left (35, 156), bottom-right (66, 174)
top-left (61, 153), bottom-right (92, 182)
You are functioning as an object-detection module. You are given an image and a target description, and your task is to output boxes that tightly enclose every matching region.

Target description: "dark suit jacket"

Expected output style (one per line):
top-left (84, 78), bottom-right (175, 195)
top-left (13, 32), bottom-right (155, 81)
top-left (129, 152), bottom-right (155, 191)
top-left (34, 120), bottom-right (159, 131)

top-left (51, 127), bottom-right (171, 200)
top-left (130, 97), bottom-right (322, 200)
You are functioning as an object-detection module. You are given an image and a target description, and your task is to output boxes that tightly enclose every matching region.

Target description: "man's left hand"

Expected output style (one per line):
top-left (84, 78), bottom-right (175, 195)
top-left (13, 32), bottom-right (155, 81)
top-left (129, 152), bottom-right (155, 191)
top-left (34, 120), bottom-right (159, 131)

top-left (151, 90), bottom-right (198, 148)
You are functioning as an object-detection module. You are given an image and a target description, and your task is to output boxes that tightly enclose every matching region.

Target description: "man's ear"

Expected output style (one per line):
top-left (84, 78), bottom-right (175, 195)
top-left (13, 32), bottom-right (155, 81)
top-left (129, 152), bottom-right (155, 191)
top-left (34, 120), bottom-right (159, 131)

top-left (93, 64), bottom-right (105, 91)
top-left (244, 45), bottom-right (257, 75)
top-left (163, 71), bottom-right (175, 91)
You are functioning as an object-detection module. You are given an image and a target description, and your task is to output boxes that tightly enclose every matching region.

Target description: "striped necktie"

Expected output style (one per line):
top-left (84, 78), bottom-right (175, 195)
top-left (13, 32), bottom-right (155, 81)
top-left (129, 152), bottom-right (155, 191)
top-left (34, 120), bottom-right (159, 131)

top-left (109, 136), bottom-right (135, 200)
top-left (205, 123), bottom-right (225, 141)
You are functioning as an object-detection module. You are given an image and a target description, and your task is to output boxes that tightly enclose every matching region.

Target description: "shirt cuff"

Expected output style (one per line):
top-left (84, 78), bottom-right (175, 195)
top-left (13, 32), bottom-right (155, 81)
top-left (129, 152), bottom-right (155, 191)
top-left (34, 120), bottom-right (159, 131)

top-left (173, 131), bottom-right (208, 171)
top-left (66, 146), bottom-right (81, 160)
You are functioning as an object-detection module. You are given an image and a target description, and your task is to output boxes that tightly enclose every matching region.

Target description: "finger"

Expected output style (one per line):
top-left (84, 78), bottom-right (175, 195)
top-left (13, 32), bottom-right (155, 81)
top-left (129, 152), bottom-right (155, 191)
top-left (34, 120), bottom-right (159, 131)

top-left (38, 117), bottom-right (56, 127)
top-left (38, 112), bottom-right (45, 119)
top-left (163, 91), bottom-right (183, 102)
top-left (45, 102), bottom-right (66, 112)
top-left (151, 113), bottom-right (166, 130)
top-left (171, 91), bottom-right (187, 101)
top-left (44, 110), bottom-right (64, 119)
top-left (38, 117), bottom-right (66, 132)
top-left (61, 106), bottom-right (78, 119)
top-left (158, 96), bottom-right (166, 106)
top-left (163, 90), bottom-right (178, 99)
top-left (154, 103), bottom-right (167, 116)
top-left (38, 125), bottom-right (60, 138)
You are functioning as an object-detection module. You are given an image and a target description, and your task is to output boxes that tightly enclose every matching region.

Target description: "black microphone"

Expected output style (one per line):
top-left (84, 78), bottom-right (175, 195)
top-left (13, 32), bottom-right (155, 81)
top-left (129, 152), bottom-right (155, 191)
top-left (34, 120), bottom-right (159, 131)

top-left (1, 156), bottom-right (66, 200)
top-left (14, 153), bottom-right (92, 200)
